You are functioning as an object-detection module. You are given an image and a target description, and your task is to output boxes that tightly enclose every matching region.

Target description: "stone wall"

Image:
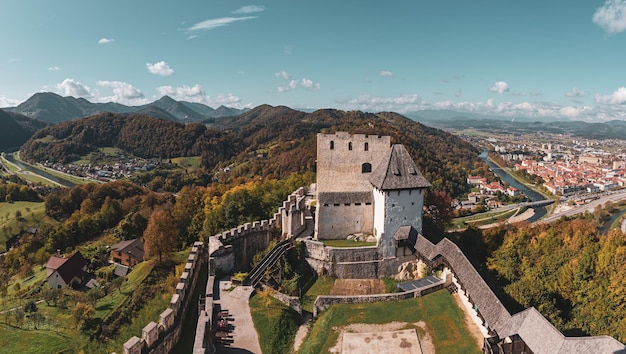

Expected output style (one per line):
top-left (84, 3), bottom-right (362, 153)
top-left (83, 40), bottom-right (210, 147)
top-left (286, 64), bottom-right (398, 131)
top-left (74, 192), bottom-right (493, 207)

top-left (122, 241), bottom-right (206, 354)
top-left (316, 132), bottom-right (391, 194)
top-left (209, 187), bottom-right (309, 274)
top-left (260, 284), bottom-right (302, 315)
top-left (303, 238), bottom-right (415, 278)
top-left (312, 276), bottom-right (445, 317)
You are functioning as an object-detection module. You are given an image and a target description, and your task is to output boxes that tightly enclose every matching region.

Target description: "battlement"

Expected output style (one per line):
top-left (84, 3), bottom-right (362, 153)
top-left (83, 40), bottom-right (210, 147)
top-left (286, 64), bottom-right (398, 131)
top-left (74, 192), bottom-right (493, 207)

top-left (123, 241), bottom-right (205, 354)
top-left (208, 186), bottom-right (310, 274)
top-left (212, 187), bottom-right (307, 245)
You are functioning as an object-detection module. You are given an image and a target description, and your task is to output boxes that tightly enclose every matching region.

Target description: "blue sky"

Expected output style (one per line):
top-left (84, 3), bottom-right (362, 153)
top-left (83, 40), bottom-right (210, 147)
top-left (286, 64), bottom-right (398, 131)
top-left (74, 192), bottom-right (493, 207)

top-left (1, 1), bottom-right (626, 121)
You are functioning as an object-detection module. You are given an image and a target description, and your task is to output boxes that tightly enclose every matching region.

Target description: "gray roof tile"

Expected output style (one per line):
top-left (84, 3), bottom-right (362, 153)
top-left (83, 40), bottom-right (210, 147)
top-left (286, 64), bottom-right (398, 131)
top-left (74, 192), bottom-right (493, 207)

top-left (369, 144), bottom-right (431, 190)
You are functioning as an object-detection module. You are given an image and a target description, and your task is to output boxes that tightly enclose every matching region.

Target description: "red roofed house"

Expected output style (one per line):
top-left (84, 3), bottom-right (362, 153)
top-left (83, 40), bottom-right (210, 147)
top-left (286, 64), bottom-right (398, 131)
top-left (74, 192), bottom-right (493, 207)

top-left (111, 238), bottom-right (145, 268)
top-left (46, 251), bottom-right (88, 289)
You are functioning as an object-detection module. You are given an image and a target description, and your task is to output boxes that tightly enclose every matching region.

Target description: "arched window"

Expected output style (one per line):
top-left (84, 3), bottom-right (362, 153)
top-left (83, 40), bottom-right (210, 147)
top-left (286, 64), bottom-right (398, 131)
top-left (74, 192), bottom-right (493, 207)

top-left (348, 142), bottom-right (353, 151)
top-left (364, 142), bottom-right (369, 151)
top-left (330, 141), bottom-right (334, 150)
top-left (362, 163), bottom-right (372, 173)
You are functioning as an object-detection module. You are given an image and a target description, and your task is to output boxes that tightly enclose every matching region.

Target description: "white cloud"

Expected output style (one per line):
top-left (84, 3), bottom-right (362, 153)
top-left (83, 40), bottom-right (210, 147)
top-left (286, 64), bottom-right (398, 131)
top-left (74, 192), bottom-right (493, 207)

top-left (232, 5), bottom-right (265, 14)
top-left (300, 78), bottom-right (320, 90)
top-left (146, 61), bottom-right (174, 76)
top-left (275, 70), bottom-right (291, 80)
top-left (98, 38), bottom-right (114, 44)
top-left (0, 96), bottom-right (20, 108)
top-left (380, 70), bottom-right (393, 78)
top-left (156, 84), bottom-right (248, 108)
top-left (96, 80), bottom-right (148, 105)
top-left (566, 87), bottom-right (586, 98)
top-left (595, 87), bottom-right (626, 104)
top-left (338, 94), bottom-right (421, 112)
top-left (48, 66), bottom-right (60, 71)
top-left (277, 80), bottom-right (298, 93)
top-left (157, 84), bottom-right (206, 101)
top-left (276, 73), bottom-right (320, 92)
top-left (56, 78), bottom-right (94, 98)
top-left (208, 94), bottom-right (243, 107)
top-left (186, 16), bottom-right (257, 32)
top-left (593, 0), bottom-right (626, 34)
top-left (489, 81), bottom-right (510, 94)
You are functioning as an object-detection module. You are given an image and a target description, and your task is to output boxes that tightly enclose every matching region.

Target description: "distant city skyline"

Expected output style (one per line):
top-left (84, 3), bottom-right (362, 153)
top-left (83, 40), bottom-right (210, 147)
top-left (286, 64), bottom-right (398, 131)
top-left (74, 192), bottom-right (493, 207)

top-left (1, 0), bottom-right (626, 121)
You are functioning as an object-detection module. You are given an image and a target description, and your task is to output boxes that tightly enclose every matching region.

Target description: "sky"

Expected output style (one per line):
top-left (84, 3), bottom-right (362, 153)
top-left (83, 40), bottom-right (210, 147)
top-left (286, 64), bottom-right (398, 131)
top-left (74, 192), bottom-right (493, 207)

top-left (1, 0), bottom-right (626, 121)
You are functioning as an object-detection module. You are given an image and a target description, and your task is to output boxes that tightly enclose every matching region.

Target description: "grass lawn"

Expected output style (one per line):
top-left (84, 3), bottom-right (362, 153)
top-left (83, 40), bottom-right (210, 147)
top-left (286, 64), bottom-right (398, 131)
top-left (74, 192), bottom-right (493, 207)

top-left (320, 239), bottom-right (377, 248)
top-left (250, 291), bottom-right (300, 354)
top-left (0, 201), bottom-right (47, 252)
top-left (0, 154), bottom-right (20, 173)
top-left (298, 289), bottom-right (481, 354)
top-left (302, 276), bottom-right (335, 313)
top-left (450, 208), bottom-right (518, 229)
top-left (0, 324), bottom-right (73, 354)
top-left (171, 156), bottom-right (202, 171)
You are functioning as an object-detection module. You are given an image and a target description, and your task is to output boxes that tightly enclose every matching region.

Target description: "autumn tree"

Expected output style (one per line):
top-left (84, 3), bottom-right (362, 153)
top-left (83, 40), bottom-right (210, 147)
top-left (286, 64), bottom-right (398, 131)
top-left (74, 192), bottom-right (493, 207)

top-left (144, 208), bottom-right (178, 263)
top-left (423, 190), bottom-right (454, 235)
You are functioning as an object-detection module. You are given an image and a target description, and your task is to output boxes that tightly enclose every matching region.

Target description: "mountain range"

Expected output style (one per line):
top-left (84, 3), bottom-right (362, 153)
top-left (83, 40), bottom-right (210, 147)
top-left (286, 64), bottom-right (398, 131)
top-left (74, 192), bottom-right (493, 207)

top-left (4, 92), bottom-right (248, 124)
top-left (0, 109), bottom-right (49, 151)
top-left (19, 105), bottom-right (482, 197)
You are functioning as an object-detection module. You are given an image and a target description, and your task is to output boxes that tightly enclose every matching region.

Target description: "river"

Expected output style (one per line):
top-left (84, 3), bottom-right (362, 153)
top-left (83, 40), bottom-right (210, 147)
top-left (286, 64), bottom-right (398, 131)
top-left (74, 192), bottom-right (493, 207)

top-left (4, 153), bottom-right (75, 188)
top-left (479, 151), bottom-right (547, 222)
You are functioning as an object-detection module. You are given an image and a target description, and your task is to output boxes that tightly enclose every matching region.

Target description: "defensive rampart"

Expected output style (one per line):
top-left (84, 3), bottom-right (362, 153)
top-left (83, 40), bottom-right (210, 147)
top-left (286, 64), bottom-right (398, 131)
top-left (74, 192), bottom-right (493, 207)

top-left (209, 187), bottom-right (309, 273)
top-left (303, 238), bottom-right (416, 278)
top-left (122, 241), bottom-right (206, 354)
top-left (312, 275), bottom-right (446, 317)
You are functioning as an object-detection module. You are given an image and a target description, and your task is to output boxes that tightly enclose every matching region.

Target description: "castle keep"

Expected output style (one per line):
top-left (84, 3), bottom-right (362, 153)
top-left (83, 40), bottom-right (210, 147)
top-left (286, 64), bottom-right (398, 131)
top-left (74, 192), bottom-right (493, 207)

top-left (315, 132), bottom-right (430, 260)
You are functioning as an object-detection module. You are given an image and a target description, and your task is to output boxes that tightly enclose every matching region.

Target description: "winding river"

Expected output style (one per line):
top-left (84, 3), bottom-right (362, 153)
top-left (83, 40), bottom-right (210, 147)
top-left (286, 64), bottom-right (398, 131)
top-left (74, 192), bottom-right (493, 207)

top-left (4, 153), bottom-right (75, 188)
top-left (479, 151), bottom-right (547, 222)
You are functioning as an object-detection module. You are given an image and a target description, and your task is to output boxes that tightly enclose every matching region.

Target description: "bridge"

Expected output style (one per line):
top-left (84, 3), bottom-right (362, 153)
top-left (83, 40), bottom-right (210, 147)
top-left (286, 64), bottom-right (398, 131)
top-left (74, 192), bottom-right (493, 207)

top-left (521, 199), bottom-right (554, 208)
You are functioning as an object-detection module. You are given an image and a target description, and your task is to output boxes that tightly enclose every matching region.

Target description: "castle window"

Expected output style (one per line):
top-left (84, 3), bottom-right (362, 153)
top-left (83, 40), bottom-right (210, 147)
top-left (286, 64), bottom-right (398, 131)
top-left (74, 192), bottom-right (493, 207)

top-left (330, 141), bottom-right (334, 150)
top-left (344, 203), bottom-right (350, 206)
top-left (334, 203), bottom-right (340, 206)
top-left (355, 203), bottom-right (361, 206)
top-left (365, 202), bottom-right (372, 205)
top-left (361, 163), bottom-right (372, 173)
top-left (364, 142), bottom-right (369, 151)
top-left (348, 142), bottom-right (353, 150)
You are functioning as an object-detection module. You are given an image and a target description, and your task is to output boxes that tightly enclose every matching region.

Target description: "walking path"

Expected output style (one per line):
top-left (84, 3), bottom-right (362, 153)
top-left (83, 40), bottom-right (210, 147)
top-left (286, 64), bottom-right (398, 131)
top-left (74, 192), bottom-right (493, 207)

top-left (214, 280), bottom-right (261, 353)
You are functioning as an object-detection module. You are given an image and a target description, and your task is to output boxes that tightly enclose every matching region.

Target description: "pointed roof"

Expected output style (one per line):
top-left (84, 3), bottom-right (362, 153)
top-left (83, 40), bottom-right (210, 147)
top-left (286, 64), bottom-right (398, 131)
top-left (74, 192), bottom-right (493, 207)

top-left (369, 144), bottom-right (431, 190)
top-left (47, 251), bottom-right (88, 285)
top-left (112, 238), bottom-right (145, 262)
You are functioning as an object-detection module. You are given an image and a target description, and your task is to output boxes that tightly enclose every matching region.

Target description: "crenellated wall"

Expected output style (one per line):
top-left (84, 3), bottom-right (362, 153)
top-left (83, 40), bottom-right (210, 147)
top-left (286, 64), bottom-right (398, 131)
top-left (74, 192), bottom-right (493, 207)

top-left (208, 187), bottom-right (309, 273)
top-left (123, 241), bottom-right (206, 354)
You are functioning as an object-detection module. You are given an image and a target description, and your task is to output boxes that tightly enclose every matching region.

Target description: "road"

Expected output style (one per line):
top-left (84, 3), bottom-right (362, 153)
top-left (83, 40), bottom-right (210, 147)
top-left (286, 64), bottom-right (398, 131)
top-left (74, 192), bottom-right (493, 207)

top-left (538, 189), bottom-right (626, 224)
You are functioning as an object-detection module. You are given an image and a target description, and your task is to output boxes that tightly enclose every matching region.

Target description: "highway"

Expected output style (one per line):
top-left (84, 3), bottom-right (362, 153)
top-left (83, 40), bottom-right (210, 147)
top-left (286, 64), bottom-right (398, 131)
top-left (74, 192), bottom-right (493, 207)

top-left (538, 189), bottom-right (626, 224)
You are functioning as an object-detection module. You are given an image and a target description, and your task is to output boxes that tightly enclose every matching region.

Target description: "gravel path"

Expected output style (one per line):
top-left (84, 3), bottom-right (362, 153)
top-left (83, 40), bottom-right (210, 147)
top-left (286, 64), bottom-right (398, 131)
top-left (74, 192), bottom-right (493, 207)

top-left (214, 280), bottom-right (261, 354)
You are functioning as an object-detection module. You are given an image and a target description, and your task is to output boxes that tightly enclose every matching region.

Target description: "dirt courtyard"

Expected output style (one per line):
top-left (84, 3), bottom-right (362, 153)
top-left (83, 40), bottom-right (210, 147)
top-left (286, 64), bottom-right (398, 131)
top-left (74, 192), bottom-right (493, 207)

top-left (330, 279), bottom-right (386, 295)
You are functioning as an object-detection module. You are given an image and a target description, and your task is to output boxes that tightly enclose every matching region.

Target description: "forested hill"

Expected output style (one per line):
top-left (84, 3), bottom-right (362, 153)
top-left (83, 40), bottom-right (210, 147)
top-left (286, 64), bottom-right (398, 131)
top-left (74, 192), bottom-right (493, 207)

top-left (20, 105), bottom-right (481, 197)
top-left (216, 105), bottom-right (480, 196)
top-left (20, 112), bottom-right (241, 170)
top-left (0, 109), bottom-right (49, 151)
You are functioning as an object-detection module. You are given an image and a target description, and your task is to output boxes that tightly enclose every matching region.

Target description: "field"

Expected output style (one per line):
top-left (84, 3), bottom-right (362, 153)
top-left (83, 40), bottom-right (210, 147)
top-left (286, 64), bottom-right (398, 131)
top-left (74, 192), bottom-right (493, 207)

top-left (0, 243), bottom-right (191, 353)
top-left (298, 289), bottom-right (481, 354)
top-left (0, 201), bottom-right (47, 252)
top-left (320, 239), bottom-right (377, 248)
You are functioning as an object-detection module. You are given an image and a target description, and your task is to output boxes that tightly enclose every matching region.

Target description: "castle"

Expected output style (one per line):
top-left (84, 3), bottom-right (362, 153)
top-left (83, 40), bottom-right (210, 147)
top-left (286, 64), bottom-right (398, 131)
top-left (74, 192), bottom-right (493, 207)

top-left (197, 131), bottom-right (625, 354)
top-left (315, 132), bottom-right (430, 252)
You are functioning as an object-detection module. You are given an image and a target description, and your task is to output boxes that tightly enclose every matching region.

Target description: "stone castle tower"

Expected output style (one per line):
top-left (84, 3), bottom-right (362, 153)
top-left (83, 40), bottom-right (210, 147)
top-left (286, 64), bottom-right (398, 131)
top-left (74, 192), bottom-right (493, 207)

top-left (315, 132), bottom-right (430, 257)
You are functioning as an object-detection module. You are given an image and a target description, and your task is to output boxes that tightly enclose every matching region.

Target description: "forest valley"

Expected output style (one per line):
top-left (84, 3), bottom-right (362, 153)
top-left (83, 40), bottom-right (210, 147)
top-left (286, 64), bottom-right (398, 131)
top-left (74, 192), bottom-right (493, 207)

top-left (1, 106), bottom-right (625, 349)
